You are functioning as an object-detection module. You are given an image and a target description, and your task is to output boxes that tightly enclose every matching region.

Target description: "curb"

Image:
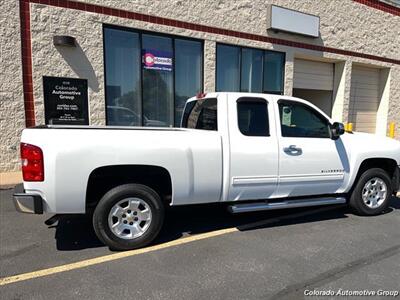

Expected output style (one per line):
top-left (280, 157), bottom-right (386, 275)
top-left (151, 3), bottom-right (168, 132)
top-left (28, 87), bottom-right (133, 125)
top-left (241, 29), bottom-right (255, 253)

top-left (0, 171), bottom-right (22, 190)
top-left (0, 185), bottom-right (17, 190)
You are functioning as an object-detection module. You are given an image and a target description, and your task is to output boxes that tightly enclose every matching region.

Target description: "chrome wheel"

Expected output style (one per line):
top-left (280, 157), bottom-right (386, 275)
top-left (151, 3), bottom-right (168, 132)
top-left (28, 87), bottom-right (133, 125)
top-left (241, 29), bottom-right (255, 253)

top-left (361, 177), bottom-right (387, 209)
top-left (108, 198), bottom-right (152, 239)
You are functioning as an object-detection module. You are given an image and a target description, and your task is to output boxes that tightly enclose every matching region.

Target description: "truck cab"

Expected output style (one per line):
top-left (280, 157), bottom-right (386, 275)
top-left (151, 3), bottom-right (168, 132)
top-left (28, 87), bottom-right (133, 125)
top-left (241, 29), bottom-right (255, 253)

top-left (182, 93), bottom-right (399, 205)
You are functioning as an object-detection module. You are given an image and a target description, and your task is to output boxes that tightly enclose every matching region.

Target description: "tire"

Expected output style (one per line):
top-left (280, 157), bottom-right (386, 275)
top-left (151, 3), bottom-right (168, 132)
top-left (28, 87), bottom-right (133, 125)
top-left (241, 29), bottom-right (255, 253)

top-left (93, 184), bottom-right (164, 250)
top-left (349, 168), bottom-right (392, 216)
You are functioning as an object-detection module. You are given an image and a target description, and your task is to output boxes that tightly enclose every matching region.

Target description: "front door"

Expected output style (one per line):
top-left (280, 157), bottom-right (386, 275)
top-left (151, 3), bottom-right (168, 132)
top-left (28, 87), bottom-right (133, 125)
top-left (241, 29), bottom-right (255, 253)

top-left (228, 96), bottom-right (279, 201)
top-left (275, 99), bottom-right (347, 197)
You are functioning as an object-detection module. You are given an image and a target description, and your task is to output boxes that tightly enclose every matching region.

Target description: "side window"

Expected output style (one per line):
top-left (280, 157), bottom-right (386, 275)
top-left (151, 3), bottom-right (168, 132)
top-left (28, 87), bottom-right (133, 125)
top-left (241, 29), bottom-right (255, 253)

top-left (278, 101), bottom-right (330, 138)
top-left (237, 98), bottom-right (269, 136)
top-left (182, 98), bottom-right (218, 131)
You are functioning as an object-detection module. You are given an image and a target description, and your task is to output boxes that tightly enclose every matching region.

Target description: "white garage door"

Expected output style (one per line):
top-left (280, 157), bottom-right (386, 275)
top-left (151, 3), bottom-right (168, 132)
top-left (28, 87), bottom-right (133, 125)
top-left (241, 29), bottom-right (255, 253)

top-left (349, 66), bottom-right (380, 134)
top-left (293, 59), bottom-right (334, 90)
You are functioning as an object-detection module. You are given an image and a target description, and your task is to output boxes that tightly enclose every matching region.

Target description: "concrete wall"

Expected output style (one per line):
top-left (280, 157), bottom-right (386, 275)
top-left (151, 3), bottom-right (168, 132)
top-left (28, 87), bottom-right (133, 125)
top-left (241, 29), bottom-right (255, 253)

top-left (0, 0), bottom-right (399, 172)
top-left (0, 1), bottom-right (25, 172)
top-left (387, 67), bottom-right (400, 138)
top-left (74, 0), bottom-right (399, 58)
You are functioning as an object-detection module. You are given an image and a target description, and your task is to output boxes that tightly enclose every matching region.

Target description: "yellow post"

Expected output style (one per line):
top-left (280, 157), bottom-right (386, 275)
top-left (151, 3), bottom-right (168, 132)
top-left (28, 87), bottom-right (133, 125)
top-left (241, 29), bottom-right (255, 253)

top-left (389, 122), bottom-right (395, 138)
top-left (347, 123), bottom-right (353, 132)
top-left (344, 123), bottom-right (348, 131)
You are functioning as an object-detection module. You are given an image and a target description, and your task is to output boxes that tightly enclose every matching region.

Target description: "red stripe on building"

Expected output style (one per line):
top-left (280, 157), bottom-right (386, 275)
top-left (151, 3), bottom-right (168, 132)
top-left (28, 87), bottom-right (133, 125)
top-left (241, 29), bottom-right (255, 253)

top-left (20, 0), bottom-right (35, 127)
top-left (353, 0), bottom-right (400, 16)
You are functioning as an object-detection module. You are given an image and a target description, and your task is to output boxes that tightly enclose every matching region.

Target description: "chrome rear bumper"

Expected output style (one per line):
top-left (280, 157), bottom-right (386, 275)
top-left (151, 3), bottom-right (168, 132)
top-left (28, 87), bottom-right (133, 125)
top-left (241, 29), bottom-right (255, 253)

top-left (13, 184), bottom-right (43, 214)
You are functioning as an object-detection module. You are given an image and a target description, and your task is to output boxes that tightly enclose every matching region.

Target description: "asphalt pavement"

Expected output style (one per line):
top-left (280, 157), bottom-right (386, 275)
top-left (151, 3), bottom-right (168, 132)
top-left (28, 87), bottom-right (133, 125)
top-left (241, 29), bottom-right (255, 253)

top-left (1, 188), bottom-right (399, 299)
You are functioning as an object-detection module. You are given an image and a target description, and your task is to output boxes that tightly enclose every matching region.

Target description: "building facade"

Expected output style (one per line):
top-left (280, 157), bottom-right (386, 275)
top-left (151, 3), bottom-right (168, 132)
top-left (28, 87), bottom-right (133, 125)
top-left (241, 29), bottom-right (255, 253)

top-left (1, 0), bottom-right (399, 173)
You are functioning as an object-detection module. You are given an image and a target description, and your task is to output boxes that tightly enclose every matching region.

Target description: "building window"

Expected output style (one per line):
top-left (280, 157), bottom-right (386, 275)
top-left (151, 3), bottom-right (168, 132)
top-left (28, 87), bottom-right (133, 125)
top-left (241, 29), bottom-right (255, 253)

top-left (104, 26), bottom-right (203, 127)
top-left (216, 45), bottom-right (240, 92)
top-left (141, 34), bottom-right (174, 127)
top-left (264, 51), bottom-right (285, 94)
top-left (104, 28), bottom-right (142, 126)
top-left (241, 48), bottom-right (263, 93)
top-left (216, 44), bottom-right (285, 94)
top-left (174, 39), bottom-right (203, 127)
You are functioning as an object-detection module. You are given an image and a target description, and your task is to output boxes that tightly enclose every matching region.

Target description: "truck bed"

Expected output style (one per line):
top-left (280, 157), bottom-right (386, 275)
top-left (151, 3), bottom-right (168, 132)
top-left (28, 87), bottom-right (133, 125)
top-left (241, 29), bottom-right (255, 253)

top-left (21, 126), bottom-right (223, 213)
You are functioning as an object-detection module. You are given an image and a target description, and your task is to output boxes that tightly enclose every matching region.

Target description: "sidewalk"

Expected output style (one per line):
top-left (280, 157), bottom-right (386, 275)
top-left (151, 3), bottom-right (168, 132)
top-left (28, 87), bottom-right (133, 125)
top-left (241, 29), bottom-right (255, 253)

top-left (0, 171), bottom-right (22, 189)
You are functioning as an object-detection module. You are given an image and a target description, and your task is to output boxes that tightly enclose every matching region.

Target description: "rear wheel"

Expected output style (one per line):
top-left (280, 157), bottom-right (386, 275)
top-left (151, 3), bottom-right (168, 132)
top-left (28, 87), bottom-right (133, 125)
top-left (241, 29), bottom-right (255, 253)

top-left (349, 168), bottom-right (392, 216)
top-left (93, 184), bottom-right (164, 250)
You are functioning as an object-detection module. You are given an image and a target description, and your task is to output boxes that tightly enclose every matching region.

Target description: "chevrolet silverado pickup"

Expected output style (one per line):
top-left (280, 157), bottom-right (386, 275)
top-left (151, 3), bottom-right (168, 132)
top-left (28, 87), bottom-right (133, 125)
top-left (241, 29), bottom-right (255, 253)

top-left (14, 93), bottom-right (400, 250)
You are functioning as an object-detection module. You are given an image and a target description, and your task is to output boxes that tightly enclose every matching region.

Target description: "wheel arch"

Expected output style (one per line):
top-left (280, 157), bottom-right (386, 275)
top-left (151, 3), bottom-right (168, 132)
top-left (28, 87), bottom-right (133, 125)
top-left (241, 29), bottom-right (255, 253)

top-left (86, 164), bottom-right (172, 213)
top-left (350, 157), bottom-right (398, 194)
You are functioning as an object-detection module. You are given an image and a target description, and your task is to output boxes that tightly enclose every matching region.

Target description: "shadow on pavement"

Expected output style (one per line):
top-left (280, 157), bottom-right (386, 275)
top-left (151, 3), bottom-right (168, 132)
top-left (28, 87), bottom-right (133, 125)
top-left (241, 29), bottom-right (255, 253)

top-left (51, 196), bottom-right (400, 251)
top-left (52, 215), bottom-right (104, 250)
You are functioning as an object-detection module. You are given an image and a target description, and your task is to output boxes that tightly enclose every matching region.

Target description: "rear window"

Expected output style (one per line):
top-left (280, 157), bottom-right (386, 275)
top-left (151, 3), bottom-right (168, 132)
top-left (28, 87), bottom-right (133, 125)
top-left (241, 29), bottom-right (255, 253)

top-left (237, 98), bottom-right (269, 136)
top-left (181, 98), bottom-right (218, 131)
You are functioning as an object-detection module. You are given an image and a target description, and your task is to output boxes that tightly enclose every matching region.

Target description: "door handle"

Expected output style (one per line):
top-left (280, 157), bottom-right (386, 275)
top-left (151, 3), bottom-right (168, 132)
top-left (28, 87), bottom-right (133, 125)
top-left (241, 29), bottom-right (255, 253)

top-left (283, 145), bottom-right (302, 153)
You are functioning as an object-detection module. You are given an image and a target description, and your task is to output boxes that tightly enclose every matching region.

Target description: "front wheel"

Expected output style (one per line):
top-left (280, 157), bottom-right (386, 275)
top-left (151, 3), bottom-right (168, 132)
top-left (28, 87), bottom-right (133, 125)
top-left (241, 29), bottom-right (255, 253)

top-left (93, 184), bottom-right (164, 250)
top-left (349, 168), bottom-right (392, 216)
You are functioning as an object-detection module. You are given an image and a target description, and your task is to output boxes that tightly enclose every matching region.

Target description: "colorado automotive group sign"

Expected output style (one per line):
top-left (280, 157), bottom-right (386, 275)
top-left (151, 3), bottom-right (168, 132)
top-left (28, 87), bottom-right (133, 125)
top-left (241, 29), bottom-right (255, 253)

top-left (43, 76), bottom-right (89, 125)
top-left (142, 49), bottom-right (173, 72)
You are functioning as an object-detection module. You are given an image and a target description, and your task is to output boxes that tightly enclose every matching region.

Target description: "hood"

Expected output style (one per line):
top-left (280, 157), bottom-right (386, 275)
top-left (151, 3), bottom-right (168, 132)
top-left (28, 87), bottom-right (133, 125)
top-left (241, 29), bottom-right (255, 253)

top-left (342, 131), bottom-right (400, 165)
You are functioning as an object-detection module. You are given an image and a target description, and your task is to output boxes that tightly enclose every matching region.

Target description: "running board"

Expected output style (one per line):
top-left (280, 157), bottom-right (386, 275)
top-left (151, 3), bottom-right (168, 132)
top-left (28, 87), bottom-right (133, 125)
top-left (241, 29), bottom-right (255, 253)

top-left (228, 197), bottom-right (346, 214)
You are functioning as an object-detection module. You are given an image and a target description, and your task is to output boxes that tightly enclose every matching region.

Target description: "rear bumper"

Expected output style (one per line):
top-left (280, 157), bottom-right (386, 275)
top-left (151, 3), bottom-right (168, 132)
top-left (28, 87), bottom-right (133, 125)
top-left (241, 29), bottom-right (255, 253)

top-left (13, 184), bottom-right (43, 214)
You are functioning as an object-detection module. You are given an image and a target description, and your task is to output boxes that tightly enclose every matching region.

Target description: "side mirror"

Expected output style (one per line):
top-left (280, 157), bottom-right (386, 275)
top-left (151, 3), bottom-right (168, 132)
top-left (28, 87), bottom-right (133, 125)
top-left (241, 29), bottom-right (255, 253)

top-left (331, 122), bottom-right (345, 140)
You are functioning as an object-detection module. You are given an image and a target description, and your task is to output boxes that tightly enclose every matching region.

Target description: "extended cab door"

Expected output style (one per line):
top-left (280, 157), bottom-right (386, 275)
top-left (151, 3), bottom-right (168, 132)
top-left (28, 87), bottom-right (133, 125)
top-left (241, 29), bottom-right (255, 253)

top-left (228, 95), bottom-right (279, 201)
top-left (275, 99), bottom-right (347, 197)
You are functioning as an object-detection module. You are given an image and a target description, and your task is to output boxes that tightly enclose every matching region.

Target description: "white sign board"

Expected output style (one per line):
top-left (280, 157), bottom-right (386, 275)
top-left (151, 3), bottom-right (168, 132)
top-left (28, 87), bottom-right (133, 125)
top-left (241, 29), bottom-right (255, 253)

top-left (268, 5), bottom-right (320, 38)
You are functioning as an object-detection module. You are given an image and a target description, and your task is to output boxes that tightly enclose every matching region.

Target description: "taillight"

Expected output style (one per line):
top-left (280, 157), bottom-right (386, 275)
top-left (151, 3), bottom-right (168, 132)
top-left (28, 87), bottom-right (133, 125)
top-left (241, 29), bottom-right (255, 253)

top-left (21, 143), bottom-right (44, 181)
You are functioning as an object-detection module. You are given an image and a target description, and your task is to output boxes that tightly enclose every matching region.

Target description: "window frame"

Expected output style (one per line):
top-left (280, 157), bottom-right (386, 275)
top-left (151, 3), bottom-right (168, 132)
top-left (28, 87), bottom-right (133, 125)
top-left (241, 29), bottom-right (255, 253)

top-left (103, 24), bottom-right (204, 127)
top-left (215, 43), bottom-right (286, 94)
top-left (277, 99), bottom-right (332, 139)
top-left (181, 98), bottom-right (218, 131)
top-left (236, 97), bottom-right (270, 137)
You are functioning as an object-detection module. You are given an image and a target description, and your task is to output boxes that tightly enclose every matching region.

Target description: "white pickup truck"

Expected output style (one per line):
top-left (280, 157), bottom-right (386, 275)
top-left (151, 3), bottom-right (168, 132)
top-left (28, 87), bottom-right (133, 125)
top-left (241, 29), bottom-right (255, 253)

top-left (14, 93), bottom-right (400, 250)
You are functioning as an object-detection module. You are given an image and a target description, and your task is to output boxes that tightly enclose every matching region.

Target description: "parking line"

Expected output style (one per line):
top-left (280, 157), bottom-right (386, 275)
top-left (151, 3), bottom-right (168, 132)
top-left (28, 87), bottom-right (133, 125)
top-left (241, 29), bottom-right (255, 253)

top-left (0, 204), bottom-right (345, 287)
top-left (0, 227), bottom-right (238, 286)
